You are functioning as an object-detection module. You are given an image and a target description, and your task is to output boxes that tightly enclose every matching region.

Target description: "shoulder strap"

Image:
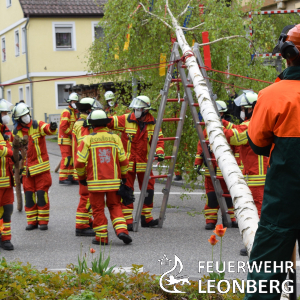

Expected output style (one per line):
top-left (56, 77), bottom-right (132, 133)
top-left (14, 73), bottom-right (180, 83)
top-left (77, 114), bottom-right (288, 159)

top-left (32, 120), bottom-right (38, 129)
top-left (13, 127), bottom-right (18, 135)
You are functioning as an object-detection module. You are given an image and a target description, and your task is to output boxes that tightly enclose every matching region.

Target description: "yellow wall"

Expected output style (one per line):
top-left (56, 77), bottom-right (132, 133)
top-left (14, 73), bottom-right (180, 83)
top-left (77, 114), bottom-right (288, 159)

top-left (0, 0), bottom-right (24, 32)
top-left (28, 18), bottom-right (101, 73)
top-left (0, 23), bottom-right (27, 82)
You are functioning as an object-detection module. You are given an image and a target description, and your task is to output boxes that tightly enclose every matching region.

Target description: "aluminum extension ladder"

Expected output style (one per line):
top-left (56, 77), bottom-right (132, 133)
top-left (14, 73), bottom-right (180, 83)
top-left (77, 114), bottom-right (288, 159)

top-left (133, 42), bottom-right (232, 232)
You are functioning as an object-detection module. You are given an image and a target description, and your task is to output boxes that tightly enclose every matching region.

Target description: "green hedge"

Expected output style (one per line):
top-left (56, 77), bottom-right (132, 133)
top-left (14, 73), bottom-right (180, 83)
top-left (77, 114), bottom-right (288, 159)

top-left (0, 257), bottom-right (247, 300)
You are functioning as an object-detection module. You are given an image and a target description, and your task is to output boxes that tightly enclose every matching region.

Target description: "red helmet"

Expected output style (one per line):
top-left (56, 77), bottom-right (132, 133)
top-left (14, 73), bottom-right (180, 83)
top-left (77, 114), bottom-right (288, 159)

top-left (286, 24), bottom-right (300, 51)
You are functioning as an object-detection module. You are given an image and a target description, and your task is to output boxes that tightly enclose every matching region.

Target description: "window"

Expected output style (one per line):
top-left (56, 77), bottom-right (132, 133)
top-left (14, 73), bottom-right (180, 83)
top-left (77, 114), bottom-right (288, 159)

top-left (19, 87), bottom-right (23, 101)
top-left (6, 0), bottom-right (11, 8)
top-left (22, 27), bottom-right (26, 54)
top-left (55, 82), bottom-right (75, 108)
top-left (26, 85), bottom-right (31, 107)
top-left (92, 22), bottom-right (104, 42)
top-left (1, 38), bottom-right (6, 62)
top-left (7, 90), bottom-right (11, 103)
top-left (15, 30), bottom-right (19, 56)
top-left (53, 22), bottom-right (76, 51)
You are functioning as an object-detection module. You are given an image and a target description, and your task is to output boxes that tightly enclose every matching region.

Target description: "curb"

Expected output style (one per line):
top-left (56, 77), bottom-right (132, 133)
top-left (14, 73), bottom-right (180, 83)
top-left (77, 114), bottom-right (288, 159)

top-left (46, 266), bottom-right (143, 274)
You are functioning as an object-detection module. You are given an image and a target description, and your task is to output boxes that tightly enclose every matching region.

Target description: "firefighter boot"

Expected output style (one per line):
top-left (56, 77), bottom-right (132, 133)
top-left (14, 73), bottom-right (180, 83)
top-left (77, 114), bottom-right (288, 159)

top-left (76, 228), bottom-right (95, 236)
top-left (231, 221), bottom-right (239, 228)
top-left (92, 238), bottom-right (108, 246)
top-left (141, 215), bottom-right (158, 227)
top-left (127, 223), bottom-right (133, 231)
top-left (0, 240), bottom-right (14, 250)
top-left (240, 248), bottom-right (247, 256)
top-left (205, 223), bottom-right (216, 230)
top-left (174, 175), bottom-right (182, 181)
top-left (118, 232), bottom-right (132, 244)
top-left (26, 224), bottom-right (38, 230)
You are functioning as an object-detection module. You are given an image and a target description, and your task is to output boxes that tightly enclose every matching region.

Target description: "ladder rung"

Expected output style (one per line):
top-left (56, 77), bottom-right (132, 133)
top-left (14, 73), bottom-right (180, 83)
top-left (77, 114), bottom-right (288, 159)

top-left (158, 137), bottom-right (177, 141)
top-left (216, 176), bottom-right (223, 179)
top-left (204, 140), bottom-right (209, 144)
top-left (192, 103), bottom-right (199, 106)
top-left (163, 118), bottom-right (181, 122)
top-left (208, 158), bottom-right (216, 162)
top-left (181, 65), bottom-right (187, 68)
top-left (167, 98), bottom-right (184, 102)
top-left (171, 79), bottom-right (182, 82)
top-left (222, 194), bottom-right (231, 198)
top-left (154, 156), bottom-right (173, 160)
top-left (186, 84), bottom-right (194, 87)
top-left (150, 175), bottom-right (169, 179)
top-left (199, 122), bottom-right (205, 125)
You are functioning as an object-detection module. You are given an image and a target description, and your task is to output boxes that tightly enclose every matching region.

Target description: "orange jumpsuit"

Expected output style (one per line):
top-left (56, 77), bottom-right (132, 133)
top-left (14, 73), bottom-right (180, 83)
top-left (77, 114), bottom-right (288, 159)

top-left (0, 124), bottom-right (14, 241)
top-left (107, 112), bottom-right (164, 225)
top-left (75, 127), bottom-right (129, 244)
top-left (13, 120), bottom-right (57, 225)
top-left (72, 114), bottom-right (93, 230)
top-left (222, 119), bottom-right (268, 216)
top-left (58, 105), bottom-right (78, 182)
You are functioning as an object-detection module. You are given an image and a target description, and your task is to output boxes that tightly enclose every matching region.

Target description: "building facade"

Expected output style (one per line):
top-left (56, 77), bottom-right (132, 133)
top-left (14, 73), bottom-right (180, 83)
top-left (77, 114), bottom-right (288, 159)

top-left (0, 0), bottom-right (105, 121)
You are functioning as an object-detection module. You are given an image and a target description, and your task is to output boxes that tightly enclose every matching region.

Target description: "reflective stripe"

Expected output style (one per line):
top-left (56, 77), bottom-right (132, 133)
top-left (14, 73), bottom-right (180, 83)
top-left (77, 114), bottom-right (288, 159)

top-left (29, 161), bottom-right (50, 176)
top-left (93, 225), bottom-right (107, 231)
top-left (247, 180), bottom-right (265, 187)
top-left (112, 217), bottom-right (126, 225)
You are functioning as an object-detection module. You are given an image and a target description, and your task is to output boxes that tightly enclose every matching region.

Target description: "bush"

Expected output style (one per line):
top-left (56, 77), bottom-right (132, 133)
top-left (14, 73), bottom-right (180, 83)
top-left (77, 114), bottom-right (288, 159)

top-left (0, 257), bottom-right (245, 300)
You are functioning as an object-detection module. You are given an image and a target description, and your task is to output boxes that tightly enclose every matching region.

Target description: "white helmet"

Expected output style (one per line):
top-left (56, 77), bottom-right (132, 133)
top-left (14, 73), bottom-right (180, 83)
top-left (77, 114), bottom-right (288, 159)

top-left (76, 97), bottom-right (102, 112)
top-left (12, 102), bottom-right (30, 119)
top-left (88, 109), bottom-right (111, 127)
top-left (67, 92), bottom-right (79, 102)
top-left (216, 100), bottom-right (228, 113)
top-left (129, 96), bottom-right (152, 110)
top-left (0, 99), bottom-right (12, 112)
top-left (234, 91), bottom-right (258, 108)
top-left (104, 91), bottom-right (114, 101)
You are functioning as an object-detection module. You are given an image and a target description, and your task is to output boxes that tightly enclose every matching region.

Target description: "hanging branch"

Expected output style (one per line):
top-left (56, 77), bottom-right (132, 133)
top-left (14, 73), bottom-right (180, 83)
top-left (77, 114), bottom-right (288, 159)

top-left (177, 0), bottom-right (192, 18)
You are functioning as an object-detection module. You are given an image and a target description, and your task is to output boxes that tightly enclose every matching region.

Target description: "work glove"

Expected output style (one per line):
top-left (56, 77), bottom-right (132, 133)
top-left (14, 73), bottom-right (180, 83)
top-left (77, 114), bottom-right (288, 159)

top-left (3, 134), bottom-right (9, 141)
top-left (11, 152), bottom-right (22, 164)
top-left (156, 153), bottom-right (165, 162)
top-left (117, 184), bottom-right (135, 206)
top-left (122, 178), bottom-right (127, 184)
top-left (50, 122), bottom-right (58, 130)
top-left (79, 180), bottom-right (87, 186)
top-left (194, 165), bottom-right (202, 175)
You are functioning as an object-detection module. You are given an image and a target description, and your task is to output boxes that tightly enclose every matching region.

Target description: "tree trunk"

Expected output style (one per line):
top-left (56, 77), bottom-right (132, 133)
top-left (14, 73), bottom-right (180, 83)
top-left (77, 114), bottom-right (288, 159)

top-left (166, 0), bottom-right (259, 254)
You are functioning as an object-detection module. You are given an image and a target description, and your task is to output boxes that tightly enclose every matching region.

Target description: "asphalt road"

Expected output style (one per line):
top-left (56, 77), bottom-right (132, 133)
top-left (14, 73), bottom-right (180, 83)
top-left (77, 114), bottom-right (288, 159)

top-left (1, 140), bottom-right (300, 295)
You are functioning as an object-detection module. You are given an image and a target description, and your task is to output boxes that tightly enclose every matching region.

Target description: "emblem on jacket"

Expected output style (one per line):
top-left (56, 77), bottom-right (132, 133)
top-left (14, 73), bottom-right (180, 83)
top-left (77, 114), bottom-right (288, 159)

top-left (98, 149), bottom-right (111, 163)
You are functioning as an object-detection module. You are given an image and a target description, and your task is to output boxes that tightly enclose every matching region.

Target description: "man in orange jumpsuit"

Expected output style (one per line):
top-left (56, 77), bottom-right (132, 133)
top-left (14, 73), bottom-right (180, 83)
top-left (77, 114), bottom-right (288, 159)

top-left (244, 24), bottom-right (300, 300)
top-left (194, 101), bottom-right (238, 230)
top-left (222, 91), bottom-right (268, 256)
top-left (72, 98), bottom-right (101, 236)
top-left (12, 103), bottom-right (57, 231)
top-left (76, 109), bottom-right (132, 245)
top-left (58, 92), bottom-right (79, 185)
top-left (0, 99), bottom-right (16, 250)
top-left (107, 96), bottom-right (165, 230)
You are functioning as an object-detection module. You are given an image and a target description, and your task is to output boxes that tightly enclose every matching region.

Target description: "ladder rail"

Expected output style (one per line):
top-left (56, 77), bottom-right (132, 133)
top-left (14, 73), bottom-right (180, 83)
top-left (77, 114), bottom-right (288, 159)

top-left (132, 43), bottom-right (177, 232)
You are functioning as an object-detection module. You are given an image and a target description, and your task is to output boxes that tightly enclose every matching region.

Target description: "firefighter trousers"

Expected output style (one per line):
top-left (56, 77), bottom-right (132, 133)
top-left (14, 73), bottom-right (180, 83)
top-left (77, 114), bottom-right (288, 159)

top-left (76, 182), bottom-right (93, 229)
top-left (123, 170), bottom-right (155, 225)
top-left (249, 185), bottom-right (264, 217)
top-left (204, 176), bottom-right (236, 224)
top-left (89, 191), bottom-right (128, 244)
top-left (59, 145), bottom-right (77, 182)
top-left (23, 171), bottom-right (52, 225)
top-left (0, 187), bottom-right (14, 241)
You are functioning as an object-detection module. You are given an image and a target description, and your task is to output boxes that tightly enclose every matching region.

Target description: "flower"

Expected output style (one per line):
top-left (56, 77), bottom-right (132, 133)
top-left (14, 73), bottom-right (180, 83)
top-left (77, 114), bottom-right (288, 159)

top-left (208, 235), bottom-right (219, 246)
top-left (0, 219), bottom-right (3, 233)
top-left (90, 248), bottom-right (96, 254)
top-left (213, 224), bottom-right (227, 237)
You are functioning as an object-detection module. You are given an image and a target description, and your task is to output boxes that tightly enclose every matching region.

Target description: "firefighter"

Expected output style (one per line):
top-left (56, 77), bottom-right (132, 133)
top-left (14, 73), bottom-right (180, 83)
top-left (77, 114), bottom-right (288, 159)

top-left (75, 109), bottom-right (132, 245)
top-left (244, 24), bottom-right (300, 300)
top-left (58, 92), bottom-right (79, 185)
top-left (104, 91), bottom-right (117, 116)
top-left (72, 98), bottom-right (101, 236)
top-left (221, 91), bottom-right (268, 256)
top-left (107, 96), bottom-right (165, 231)
top-left (194, 101), bottom-right (238, 230)
top-left (0, 99), bottom-right (17, 250)
top-left (12, 103), bottom-right (57, 231)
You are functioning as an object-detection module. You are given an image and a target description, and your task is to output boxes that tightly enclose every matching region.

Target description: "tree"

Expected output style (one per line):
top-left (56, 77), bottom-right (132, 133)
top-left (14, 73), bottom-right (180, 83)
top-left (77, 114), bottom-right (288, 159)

top-left (86, 0), bottom-right (299, 254)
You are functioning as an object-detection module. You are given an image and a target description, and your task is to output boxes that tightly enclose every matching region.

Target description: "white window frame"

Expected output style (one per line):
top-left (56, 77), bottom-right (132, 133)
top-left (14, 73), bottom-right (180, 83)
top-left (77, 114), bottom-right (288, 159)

top-left (15, 29), bottom-right (20, 57)
top-left (25, 85), bottom-right (31, 107)
top-left (55, 81), bottom-right (76, 109)
top-left (1, 37), bottom-right (6, 62)
top-left (7, 89), bottom-right (11, 103)
top-left (52, 22), bottom-right (76, 51)
top-left (92, 21), bottom-right (104, 42)
top-left (21, 26), bottom-right (26, 54)
top-left (19, 86), bottom-right (23, 101)
top-left (6, 0), bottom-right (11, 8)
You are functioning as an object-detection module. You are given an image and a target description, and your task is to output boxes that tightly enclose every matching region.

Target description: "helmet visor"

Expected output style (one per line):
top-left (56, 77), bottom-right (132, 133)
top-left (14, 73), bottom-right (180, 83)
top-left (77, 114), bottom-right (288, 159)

top-left (0, 99), bottom-right (13, 112)
top-left (234, 90), bottom-right (256, 107)
top-left (93, 100), bottom-right (103, 109)
top-left (216, 102), bottom-right (227, 112)
top-left (129, 97), bottom-right (150, 109)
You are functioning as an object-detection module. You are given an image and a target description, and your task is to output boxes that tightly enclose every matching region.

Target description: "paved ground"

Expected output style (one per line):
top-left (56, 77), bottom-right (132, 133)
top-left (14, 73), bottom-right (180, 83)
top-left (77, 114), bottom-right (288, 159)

top-left (1, 139), bottom-right (300, 294)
